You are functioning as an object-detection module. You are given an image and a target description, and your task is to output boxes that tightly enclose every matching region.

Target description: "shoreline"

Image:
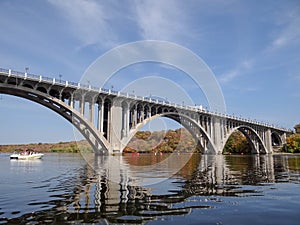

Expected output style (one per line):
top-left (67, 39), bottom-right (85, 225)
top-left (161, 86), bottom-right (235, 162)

top-left (0, 140), bottom-right (86, 153)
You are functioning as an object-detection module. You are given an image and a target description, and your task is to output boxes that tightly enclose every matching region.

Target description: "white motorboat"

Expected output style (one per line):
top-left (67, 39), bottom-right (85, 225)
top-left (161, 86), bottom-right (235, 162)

top-left (10, 150), bottom-right (44, 160)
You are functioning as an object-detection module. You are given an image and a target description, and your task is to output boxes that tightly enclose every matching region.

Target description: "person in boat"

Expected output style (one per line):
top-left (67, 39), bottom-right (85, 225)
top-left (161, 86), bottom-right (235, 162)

top-left (26, 149), bottom-right (34, 155)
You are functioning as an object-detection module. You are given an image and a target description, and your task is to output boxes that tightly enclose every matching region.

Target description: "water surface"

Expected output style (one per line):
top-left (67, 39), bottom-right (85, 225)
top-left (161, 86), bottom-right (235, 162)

top-left (0, 153), bottom-right (299, 224)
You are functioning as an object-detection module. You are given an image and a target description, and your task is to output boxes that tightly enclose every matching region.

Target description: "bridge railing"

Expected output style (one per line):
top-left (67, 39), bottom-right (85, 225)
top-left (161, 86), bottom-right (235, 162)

top-left (68, 81), bottom-right (79, 87)
top-left (27, 73), bottom-right (40, 80)
top-left (0, 68), bottom-right (9, 73)
top-left (11, 70), bottom-right (25, 77)
top-left (43, 76), bottom-right (53, 83)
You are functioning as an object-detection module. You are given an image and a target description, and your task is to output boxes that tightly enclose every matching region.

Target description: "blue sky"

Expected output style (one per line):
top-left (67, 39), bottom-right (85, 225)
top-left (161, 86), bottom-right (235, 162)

top-left (0, 0), bottom-right (299, 144)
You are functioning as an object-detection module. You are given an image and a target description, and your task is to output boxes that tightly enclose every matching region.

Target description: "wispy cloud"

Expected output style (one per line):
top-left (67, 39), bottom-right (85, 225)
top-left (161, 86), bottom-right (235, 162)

top-left (48, 0), bottom-right (121, 49)
top-left (134, 0), bottom-right (196, 43)
top-left (219, 59), bottom-right (254, 84)
top-left (219, 69), bottom-right (239, 83)
top-left (48, 1), bottom-right (202, 50)
top-left (267, 7), bottom-right (300, 51)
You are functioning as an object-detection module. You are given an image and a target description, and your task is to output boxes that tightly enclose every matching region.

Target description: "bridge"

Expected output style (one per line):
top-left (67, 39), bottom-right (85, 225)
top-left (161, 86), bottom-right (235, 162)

top-left (0, 68), bottom-right (291, 154)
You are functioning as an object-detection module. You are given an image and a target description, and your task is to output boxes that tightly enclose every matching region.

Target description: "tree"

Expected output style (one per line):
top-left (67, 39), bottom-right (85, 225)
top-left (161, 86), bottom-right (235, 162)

top-left (286, 134), bottom-right (300, 153)
top-left (124, 128), bottom-right (198, 153)
top-left (223, 131), bottom-right (252, 154)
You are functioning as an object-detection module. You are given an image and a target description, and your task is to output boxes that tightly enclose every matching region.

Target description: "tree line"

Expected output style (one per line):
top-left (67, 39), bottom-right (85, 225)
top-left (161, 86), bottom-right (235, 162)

top-left (124, 128), bottom-right (201, 153)
top-left (125, 129), bottom-right (300, 154)
top-left (124, 128), bottom-right (253, 154)
top-left (2, 128), bottom-right (298, 154)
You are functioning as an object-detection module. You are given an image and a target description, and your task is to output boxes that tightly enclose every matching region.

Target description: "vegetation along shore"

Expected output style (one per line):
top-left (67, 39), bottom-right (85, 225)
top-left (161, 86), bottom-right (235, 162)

top-left (1, 129), bottom-right (299, 154)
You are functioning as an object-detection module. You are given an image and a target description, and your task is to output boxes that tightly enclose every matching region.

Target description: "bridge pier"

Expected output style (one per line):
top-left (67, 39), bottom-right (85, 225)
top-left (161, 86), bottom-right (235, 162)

top-left (212, 117), bottom-right (222, 154)
top-left (122, 102), bottom-right (130, 138)
top-left (265, 129), bottom-right (273, 154)
top-left (109, 98), bottom-right (125, 153)
top-left (97, 100), bottom-right (104, 133)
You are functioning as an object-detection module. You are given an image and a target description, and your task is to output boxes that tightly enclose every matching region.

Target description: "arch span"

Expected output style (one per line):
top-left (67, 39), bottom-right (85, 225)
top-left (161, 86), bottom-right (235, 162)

top-left (0, 84), bottom-right (109, 153)
top-left (271, 131), bottom-right (282, 146)
top-left (121, 112), bottom-right (217, 154)
top-left (222, 125), bottom-right (268, 154)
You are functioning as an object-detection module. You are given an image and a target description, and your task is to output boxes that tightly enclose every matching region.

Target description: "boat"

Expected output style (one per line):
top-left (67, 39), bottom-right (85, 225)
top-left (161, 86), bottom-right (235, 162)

top-left (10, 149), bottom-right (44, 160)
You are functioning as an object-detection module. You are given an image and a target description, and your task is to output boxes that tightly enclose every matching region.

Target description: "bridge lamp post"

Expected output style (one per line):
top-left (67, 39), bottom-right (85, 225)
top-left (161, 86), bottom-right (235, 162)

top-left (59, 74), bottom-right (62, 83)
top-left (25, 67), bottom-right (29, 74)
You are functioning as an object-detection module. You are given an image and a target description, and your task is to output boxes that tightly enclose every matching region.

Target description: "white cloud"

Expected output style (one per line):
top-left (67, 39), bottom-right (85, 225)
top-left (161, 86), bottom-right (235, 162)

top-left (241, 59), bottom-right (253, 70)
top-left (134, 0), bottom-right (195, 42)
top-left (219, 69), bottom-right (239, 83)
top-left (268, 7), bottom-right (300, 51)
top-left (219, 59), bottom-right (253, 84)
top-left (48, 0), bottom-right (120, 49)
top-left (47, 0), bottom-right (201, 50)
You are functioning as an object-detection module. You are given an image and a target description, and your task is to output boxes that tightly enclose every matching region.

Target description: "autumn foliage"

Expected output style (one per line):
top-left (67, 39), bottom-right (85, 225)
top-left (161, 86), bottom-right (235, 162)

top-left (223, 131), bottom-right (252, 154)
top-left (286, 134), bottom-right (300, 153)
top-left (124, 128), bottom-right (200, 153)
top-left (0, 129), bottom-right (258, 154)
top-left (124, 129), bottom-right (252, 154)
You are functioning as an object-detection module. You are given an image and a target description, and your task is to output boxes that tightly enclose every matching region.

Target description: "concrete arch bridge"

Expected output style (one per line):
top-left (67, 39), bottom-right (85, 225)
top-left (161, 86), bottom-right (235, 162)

top-left (0, 68), bottom-right (290, 154)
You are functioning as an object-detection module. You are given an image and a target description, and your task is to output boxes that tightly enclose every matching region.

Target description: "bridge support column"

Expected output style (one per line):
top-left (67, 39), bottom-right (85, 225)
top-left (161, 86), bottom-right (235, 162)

top-left (282, 133), bottom-right (287, 145)
top-left (265, 129), bottom-right (273, 154)
top-left (89, 101), bottom-right (94, 124)
top-left (212, 117), bottom-right (222, 154)
top-left (80, 94), bottom-right (85, 115)
top-left (69, 93), bottom-right (74, 109)
top-left (133, 105), bottom-right (137, 128)
top-left (210, 118), bottom-right (213, 138)
top-left (97, 101), bottom-right (104, 134)
top-left (109, 98), bottom-right (124, 153)
top-left (122, 102), bottom-right (129, 138)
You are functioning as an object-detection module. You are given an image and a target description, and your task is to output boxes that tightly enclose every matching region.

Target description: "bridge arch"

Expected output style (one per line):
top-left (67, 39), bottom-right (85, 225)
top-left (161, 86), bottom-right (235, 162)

top-left (222, 125), bottom-right (268, 154)
top-left (36, 86), bottom-right (47, 94)
top-left (0, 84), bottom-right (110, 153)
top-left (121, 111), bottom-right (217, 154)
top-left (271, 131), bottom-right (282, 146)
top-left (22, 83), bottom-right (34, 89)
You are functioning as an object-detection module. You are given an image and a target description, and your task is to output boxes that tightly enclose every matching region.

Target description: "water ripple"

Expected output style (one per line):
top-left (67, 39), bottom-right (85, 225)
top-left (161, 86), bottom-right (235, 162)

top-left (1, 153), bottom-right (300, 224)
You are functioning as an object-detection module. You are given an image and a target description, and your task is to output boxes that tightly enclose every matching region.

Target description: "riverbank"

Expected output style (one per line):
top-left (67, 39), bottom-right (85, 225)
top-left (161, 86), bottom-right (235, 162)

top-left (0, 140), bottom-right (88, 153)
top-left (0, 129), bottom-right (200, 154)
top-left (0, 128), bottom-right (291, 154)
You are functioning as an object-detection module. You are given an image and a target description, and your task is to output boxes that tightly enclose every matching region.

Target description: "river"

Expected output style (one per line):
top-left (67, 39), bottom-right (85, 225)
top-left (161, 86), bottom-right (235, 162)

top-left (0, 153), bottom-right (299, 224)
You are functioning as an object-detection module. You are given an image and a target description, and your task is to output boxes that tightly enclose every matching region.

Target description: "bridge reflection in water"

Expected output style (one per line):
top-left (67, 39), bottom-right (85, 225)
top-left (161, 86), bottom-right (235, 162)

top-left (9, 154), bottom-right (300, 224)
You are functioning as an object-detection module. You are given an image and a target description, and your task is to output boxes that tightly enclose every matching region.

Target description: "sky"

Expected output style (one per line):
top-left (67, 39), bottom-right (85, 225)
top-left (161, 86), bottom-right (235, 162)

top-left (0, 0), bottom-right (300, 144)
